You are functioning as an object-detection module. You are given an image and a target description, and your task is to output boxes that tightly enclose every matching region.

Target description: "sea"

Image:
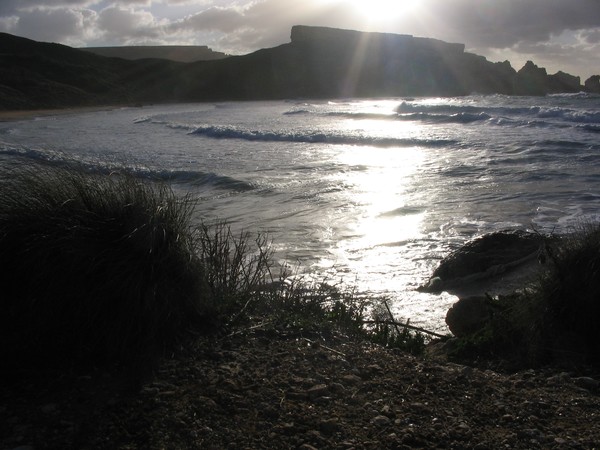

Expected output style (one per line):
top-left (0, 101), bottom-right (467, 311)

top-left (1, 93), bottom-right (600, 334)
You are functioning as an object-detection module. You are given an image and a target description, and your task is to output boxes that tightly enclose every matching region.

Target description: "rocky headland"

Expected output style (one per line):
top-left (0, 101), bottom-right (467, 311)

top-left (1, 25), bottom-right (599, 110)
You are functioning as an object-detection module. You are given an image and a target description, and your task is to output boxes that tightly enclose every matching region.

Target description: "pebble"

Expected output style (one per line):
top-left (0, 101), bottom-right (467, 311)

top-left (307, 384), bottom-right (329, 399)
top-left (573, 377), bottom-right (599, 391)
top-left (40, 404), bottom-right (57, 414)
top-left (298, 445), bottom-right (318, 450)
top-left (371, 415), bottom-right (391, 426)
top-left (319, 418), bottom-right (341, 434)
top-left (329, 382), bottom-right (345, 394)
top-left (341, 374), bottom-right (362, 385)
top-left (198, 396), bottom-right (219, 409)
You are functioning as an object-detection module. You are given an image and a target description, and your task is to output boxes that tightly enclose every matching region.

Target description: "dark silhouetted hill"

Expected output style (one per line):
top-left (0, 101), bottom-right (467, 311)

top-left (81, 46), bottom-right (228, 62)
top-left (0, 26), bottom-right (596, 110)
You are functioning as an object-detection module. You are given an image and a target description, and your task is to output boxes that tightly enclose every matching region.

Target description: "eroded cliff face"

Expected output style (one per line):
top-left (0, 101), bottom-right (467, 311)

top-left (285, 26), bottom-right (584, 97)
top-left (288, 25), bottom-right (470, 97)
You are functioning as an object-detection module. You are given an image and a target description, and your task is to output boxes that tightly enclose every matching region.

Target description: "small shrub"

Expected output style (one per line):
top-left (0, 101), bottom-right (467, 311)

top-left (367, 301), bottom-right (426, 355)
top-left (533, 222), bottom-right (600, 364)
top-left (450, 222), bottom-right (600, 369)
top-left (0, 166), bottom-right (213, 377)
top-left (194, 220), bottom-right (274, 323)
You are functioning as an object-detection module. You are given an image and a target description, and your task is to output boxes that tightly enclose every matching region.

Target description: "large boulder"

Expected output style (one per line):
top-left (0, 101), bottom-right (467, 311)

top-left (419, 229), bottom-right (545, 296)
top-left (445, 296), bottom-right (493, 337)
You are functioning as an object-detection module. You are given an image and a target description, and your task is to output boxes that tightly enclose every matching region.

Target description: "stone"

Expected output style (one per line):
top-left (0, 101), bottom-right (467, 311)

top-left (445, 296), bottom-right (493, 337)
top-left (319, 418), bottom-right (341, 434)
top-left (307, 384), bottom-right (329, 400)
top-left (341, 374), bottom-right (362, 385)
top-left (371, 415), bottom-right (391, 426)
top-left (573, 377), bottom-right (599, 391)
top-left (419, 229), bottom-right (545, 296)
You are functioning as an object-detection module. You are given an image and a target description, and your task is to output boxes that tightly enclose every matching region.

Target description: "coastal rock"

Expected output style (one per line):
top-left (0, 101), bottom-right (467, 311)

top-left (445, 296), bottom-right (493, 337)
top-left (585, 75), bottom-right (600, 93)
top-left (419, 229), bottom-right (544, 296)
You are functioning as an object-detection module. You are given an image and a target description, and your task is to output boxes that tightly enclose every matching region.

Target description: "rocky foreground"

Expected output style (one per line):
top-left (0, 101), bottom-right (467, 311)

top-left (2, 326), bottom-right (599, 450)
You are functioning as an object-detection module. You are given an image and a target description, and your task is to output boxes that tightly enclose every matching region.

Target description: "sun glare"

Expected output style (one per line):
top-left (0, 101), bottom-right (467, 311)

top-left (345, 0), bottom-right (418, 22)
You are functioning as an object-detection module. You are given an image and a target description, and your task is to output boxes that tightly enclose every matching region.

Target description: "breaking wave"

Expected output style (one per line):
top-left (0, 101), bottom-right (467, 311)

top-left (189, 125), bottom-right (455, 147)
top-left (0, 145), bottom-right (254, 192)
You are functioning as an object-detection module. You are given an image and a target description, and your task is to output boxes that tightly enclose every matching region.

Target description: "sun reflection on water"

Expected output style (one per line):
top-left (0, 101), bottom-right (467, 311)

top-left (329, 143), bottom-right (426, 288)
top-left (311, 111), bottom-right (457, 332)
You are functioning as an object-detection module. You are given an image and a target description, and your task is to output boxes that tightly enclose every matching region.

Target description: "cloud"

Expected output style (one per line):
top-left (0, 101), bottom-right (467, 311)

top-left (0, 0), bottom-right (100, 15)
top-left (98, 5), bottom-right (161, 40)
top-left (13, 8), bottom-right (87, 43)
top-left (172, 6), bottom-right (245, 33)
top-left (1, 0), bottom-right (600, 78)
top-left (581, 28), bottom-right (600, 45)
top-left (417, 0), bottom-right (600, 49)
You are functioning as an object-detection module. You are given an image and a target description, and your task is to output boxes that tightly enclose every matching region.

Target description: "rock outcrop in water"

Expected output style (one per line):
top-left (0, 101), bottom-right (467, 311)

top-left (585, 75), bottom-right (600, 93)
top-left (419, 230), bottom-right (545, 298)
top-left (0, 26), bottom-right (595, 110)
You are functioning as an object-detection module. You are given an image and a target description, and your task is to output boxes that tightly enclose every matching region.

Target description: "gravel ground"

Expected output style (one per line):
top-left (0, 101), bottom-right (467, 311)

top-left (2, 327), bottom-right (600, 450)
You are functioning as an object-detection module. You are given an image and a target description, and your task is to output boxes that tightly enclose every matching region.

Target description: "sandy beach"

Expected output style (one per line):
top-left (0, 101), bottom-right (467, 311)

top-left (0, 105), bottom-right (125, 122)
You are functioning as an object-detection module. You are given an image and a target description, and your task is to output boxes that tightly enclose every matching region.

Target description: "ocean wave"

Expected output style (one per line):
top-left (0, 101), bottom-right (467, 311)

top-left (0, 145), bottom-right (254, 192)
top-left (537, 107), bottom-right (600, 123)
top-left (396, 101), bottom-right (534, 116)
top-left (285, 107), bottom-right (491, 124)
top-left (379, 205), bottom-right (426, 217)
top-left (399, 111), bottom-right (492, 124)
top-left (548, 92), bottom-right (600, 99)
top-left (578, 124), bottom-right (600, 133)
top-left (397, 101), bottom-right (600, 125)
top-left (189, 125), bottom-right (455, 148)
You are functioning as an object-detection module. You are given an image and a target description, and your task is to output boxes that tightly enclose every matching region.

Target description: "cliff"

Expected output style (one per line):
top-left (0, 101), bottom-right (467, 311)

top-left (0, 26), bottom-right (595, 110)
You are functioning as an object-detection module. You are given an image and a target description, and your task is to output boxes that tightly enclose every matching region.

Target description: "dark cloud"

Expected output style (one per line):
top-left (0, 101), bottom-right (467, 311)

top-left (421, 0), bottom-right (600, 48)
top-left (581, 28), bottom-right (600, 44)
top-left (0, 0), bottom-right (98, 15)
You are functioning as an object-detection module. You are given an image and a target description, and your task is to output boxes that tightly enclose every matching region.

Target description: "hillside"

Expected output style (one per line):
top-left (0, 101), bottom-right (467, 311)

top-left (0, 26), bottom-right (595, 111)
top-left (82, 45), bottom-right (228, 62)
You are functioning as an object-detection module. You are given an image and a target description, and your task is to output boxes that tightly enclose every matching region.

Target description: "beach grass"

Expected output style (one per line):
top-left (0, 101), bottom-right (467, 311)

top-left (0, 165), bottom-right (426, 385)
top-left (0, 166), bottom-right (213, 379)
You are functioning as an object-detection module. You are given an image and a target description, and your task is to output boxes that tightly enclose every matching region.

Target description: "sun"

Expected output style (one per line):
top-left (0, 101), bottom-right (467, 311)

top-left (345, 0), bottom-right (419, 22)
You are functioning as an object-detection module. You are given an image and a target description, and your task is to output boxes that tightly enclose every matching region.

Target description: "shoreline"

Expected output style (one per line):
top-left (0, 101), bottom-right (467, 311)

top-left (0, 105), bottom-right (128, 122)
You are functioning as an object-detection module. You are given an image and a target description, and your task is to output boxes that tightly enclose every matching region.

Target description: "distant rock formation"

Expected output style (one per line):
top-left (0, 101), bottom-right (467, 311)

top-left (513, 61), bottom-right (582, 95)
top-left (82, 46), bottom-right (228, 62)
top-left (585, 75), bottom-right (600, 93)
top-left (286, 26), bottom-right (585, 97)
top-left (0, 26), bottom-right (597, 110)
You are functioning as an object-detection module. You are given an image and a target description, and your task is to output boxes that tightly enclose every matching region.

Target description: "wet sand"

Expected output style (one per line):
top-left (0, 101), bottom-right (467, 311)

top-left (0, 105), bottom-right (124, 122)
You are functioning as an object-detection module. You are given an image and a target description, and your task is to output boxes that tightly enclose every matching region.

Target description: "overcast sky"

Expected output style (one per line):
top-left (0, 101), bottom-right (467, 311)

top-left (1, 0), bottom-right (600, 81)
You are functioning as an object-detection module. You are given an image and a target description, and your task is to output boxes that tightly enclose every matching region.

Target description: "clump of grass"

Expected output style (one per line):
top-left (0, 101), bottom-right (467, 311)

top-left (224, 262), bottom-right (428, 354)
top-left (194, 220), bottom-right (274, 324)
top-left (531, 222), bottom-right (600, 365)
top-left (367, 301), bottom-right (427, 355)
top-left (257, 274), bottom-right (369, 337)
top-left (0, 165), bottom-right (213, 378)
